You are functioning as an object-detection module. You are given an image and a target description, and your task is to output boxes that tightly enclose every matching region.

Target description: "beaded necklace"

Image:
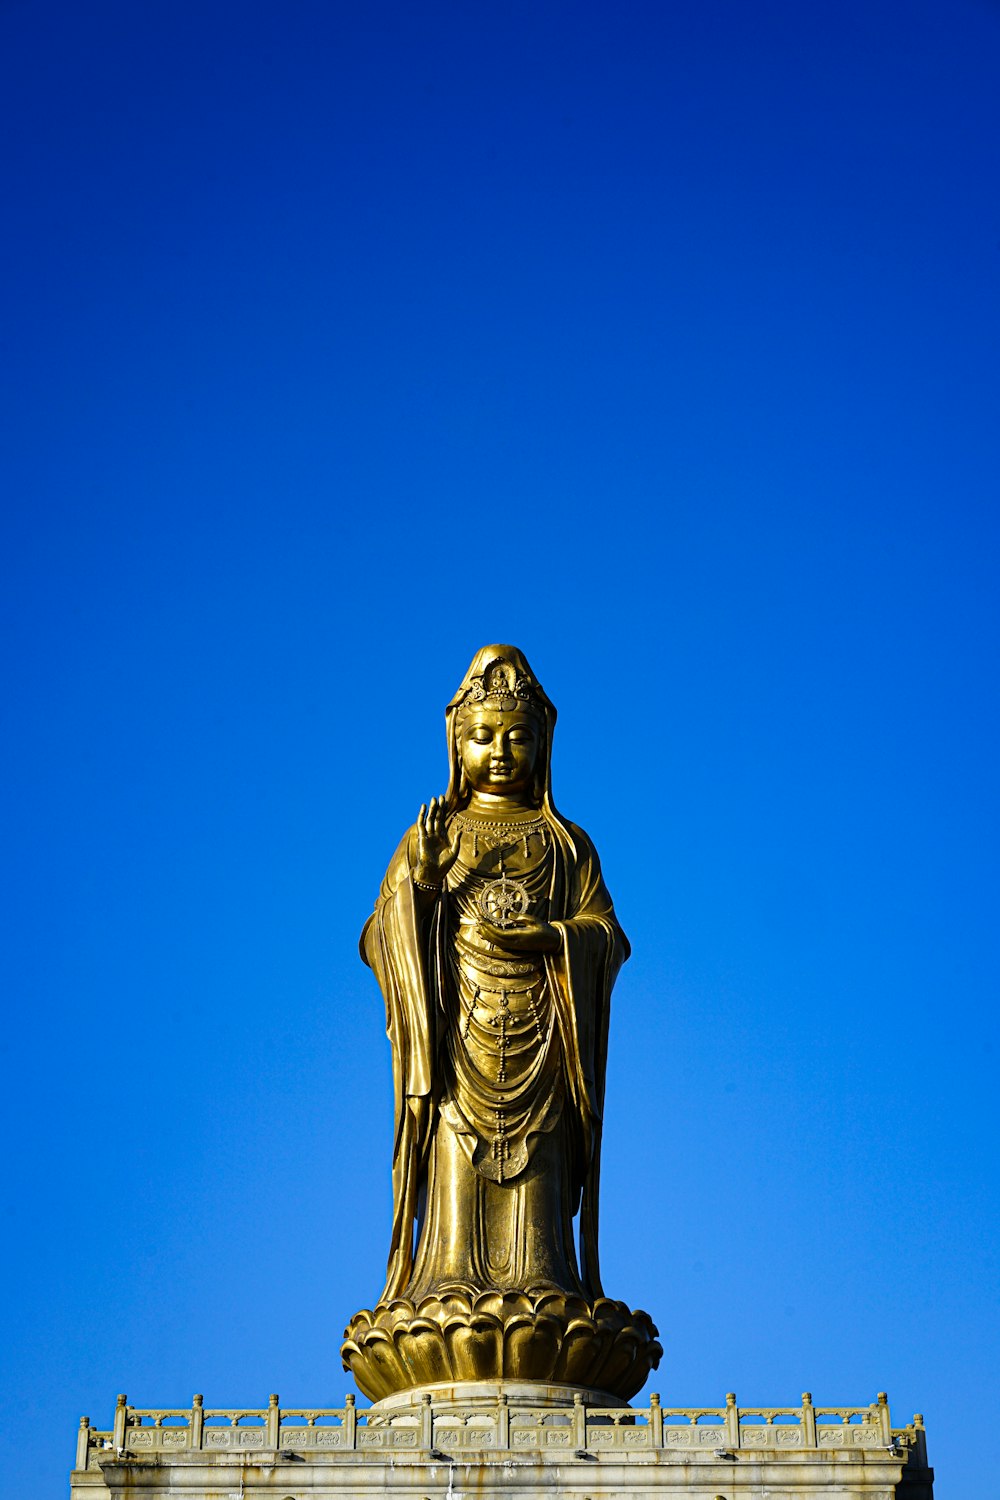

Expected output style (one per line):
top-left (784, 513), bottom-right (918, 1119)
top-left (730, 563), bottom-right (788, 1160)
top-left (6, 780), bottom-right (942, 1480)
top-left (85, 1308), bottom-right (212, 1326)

top-left (452, 810), bottom-right (548, 858)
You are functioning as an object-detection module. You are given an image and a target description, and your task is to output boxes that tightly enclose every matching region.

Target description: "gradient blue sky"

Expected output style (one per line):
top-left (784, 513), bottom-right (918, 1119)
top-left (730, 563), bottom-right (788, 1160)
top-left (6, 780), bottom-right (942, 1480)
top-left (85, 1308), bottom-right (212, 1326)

top-left (2, 3), bottom-right (998, 1495)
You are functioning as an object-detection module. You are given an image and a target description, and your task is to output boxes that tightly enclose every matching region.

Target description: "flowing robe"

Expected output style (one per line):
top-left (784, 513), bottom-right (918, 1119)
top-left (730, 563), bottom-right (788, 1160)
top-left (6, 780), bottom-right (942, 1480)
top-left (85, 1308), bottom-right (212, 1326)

top-left (360, 810), bottom-right (629, 1305)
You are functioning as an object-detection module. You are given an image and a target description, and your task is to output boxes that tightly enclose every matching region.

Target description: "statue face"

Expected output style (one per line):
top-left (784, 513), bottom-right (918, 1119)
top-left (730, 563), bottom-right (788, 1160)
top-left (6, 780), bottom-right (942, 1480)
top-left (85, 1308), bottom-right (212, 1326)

top-left (460, 707), bottom-right (540, 797)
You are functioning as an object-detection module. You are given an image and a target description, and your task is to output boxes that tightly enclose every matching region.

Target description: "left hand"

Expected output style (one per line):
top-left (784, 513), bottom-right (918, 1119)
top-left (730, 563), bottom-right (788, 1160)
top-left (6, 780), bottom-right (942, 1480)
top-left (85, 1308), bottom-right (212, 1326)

top-left (478, 915), bottom-right (561, 953)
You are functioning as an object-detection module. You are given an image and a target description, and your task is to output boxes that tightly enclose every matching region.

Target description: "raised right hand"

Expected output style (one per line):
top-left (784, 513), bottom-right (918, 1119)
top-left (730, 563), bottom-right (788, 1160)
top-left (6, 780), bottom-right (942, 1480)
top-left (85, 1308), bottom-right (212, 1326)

top-left (414, 796), bottom-right (461, 888)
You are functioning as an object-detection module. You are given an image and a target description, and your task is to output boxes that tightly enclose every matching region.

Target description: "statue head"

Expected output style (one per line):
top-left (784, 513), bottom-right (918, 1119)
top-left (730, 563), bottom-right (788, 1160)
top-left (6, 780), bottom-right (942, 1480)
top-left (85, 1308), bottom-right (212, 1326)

top-left (445, 646), bottom-right (556, 809)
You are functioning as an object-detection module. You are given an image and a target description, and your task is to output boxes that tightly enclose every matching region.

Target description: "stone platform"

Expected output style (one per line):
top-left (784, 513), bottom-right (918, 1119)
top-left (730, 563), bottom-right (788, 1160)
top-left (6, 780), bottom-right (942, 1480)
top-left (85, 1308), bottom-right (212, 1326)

top-left (70, 1386), bottom-right (932, 1498)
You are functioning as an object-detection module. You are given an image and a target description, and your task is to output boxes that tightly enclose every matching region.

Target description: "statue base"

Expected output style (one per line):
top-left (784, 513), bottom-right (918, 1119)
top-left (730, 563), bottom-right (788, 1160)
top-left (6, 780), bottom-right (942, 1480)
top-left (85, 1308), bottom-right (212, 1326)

top-left (71, 1387), bottom-right (933, 1499)
top-left (342, 1288), bottom-right (662, 1402)
top-left (372, 1376), bottom-right (629, 1412)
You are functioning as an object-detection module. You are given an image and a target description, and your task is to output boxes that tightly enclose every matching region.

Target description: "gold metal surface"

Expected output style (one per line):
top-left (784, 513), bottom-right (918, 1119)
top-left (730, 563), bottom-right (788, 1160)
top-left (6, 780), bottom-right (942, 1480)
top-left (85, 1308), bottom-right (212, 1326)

top-left (342, 646), bottom-right (661, 1400)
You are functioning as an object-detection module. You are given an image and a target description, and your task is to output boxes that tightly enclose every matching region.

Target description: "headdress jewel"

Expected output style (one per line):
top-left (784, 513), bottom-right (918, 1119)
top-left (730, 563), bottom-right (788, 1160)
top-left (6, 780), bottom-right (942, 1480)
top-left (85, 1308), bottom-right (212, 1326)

top-left (457, 657), bottom-right (544, 715)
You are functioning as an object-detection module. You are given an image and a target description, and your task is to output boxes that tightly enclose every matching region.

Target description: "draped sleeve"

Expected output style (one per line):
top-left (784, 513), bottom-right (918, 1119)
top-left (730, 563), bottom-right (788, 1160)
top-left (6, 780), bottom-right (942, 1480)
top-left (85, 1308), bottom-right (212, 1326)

top-left (359, 827), bottom-right (441, 1299)
top-left (544, 818), bottom-right (630, 1299)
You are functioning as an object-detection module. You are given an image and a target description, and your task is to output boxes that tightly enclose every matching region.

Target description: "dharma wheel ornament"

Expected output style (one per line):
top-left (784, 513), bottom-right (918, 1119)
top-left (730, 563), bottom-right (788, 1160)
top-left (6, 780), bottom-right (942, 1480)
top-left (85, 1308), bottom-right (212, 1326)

top-left (477, 870), bottom-right (530, 927)
top-left (342, 646), bottom-right (661, 1402)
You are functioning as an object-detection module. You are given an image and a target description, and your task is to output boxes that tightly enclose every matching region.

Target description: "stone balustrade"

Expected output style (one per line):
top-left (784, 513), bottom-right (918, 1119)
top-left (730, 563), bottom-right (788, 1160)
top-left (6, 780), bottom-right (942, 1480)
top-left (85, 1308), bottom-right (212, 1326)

top-left (75, 1389), bottom-right (928, 1472)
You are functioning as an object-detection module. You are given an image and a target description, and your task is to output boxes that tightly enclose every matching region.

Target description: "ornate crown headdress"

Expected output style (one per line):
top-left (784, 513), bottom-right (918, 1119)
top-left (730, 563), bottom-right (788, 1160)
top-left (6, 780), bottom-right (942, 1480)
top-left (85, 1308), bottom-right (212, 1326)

top-left (457, 657), bottom-right (544, 715)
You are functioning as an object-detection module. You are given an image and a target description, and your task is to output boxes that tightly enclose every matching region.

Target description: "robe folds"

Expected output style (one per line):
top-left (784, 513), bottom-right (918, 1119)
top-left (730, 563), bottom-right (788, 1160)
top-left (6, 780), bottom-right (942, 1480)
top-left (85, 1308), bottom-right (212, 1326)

top-left (360, 811), bottom-right (629, 1305)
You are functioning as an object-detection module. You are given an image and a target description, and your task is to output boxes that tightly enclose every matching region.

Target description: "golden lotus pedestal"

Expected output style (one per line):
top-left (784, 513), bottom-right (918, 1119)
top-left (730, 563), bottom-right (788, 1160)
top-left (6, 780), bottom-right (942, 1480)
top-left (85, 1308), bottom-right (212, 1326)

top-left (342, 1288), bottom-right (663, 1404)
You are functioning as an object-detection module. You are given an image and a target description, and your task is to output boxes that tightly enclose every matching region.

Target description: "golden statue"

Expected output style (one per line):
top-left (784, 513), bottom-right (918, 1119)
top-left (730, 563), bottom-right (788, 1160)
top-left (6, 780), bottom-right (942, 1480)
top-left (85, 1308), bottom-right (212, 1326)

top-left (343, 646), bottom-right (660, 1402)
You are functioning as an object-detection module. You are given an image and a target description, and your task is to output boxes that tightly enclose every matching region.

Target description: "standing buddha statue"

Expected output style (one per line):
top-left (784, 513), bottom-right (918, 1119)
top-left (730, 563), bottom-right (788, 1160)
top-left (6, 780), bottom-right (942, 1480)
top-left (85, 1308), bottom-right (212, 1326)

top-left (342, 646), bottom-right (660, 1402)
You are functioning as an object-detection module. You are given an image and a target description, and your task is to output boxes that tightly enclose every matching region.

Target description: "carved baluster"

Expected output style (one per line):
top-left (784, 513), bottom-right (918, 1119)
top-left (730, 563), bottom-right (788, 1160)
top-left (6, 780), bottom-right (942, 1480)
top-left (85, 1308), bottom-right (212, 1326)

top-left (191, 1395), bottom-right (204, 1450)
top-left (913, 1413), bottom-right (927, 1466)
top-left (419, 1393), bottom-right (433, 1449)
top-left (345, 1393), bottom-right (357, 1449)
top-left (725, 1391), bottom-right (740, 1448)
top-left (573, 1392), bottom-right (586, 1450)
top-left (649, 1392), bottom-right (662, 1447)
top-left (113, 1395), bottom-right (128, 1453)
top-left (877, 1392), bottom-right (891, 1445)
top-left (267, 1393), bottom-right (280, 1448)
top-left (801, 1392), bottom-right (816, 1447)
top-left (75, 1417), bottom-right (91, 1471)
top-left (496, 1393), bottom-right (509, 1449)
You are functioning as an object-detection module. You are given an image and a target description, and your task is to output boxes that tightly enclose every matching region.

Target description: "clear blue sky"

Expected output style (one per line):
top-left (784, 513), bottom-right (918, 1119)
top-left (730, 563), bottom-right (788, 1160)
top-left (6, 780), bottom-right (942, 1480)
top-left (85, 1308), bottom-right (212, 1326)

top-left (1, 2), bottom-right (997, 1495)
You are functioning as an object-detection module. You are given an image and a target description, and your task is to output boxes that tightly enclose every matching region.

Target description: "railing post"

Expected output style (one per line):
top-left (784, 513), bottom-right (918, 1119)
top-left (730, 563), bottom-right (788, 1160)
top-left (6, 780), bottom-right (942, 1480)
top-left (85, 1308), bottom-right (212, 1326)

top-left (113, 1395), bottom-right (128, 1453)
top-left (725, 1392), bottom-right (740, 1448)
top-left (191, 1395), bottom-right (204, 1450)
top-left (75, 1417), bottom-right (91, 1471)
top-left (420, 1393), bottom-right (433, 1449)
top-left (912, 1412), bottom-right (927, 1466)
top-left (802, 1392), bottom-right (817, 1447)
top-left (649, 1392), bottom-right (662, 1447)
top-left (267, 1393), bottom-right (280, 1448)
top-left (876, 1392), bottom-right (892, 1445)
top-left (345, 1393), bottom-right (357, 1449)
top-left (497, 1393), bottom-right (509, 1449)
top-left (573, 1392), bottom-right (586, 1450)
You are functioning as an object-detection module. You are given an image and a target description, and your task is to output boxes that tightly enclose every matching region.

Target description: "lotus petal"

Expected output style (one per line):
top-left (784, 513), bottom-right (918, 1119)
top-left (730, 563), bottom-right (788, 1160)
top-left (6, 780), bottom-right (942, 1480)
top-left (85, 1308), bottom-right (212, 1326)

top-left (443, 1312), bottom-right (501, 1382)
top-left (397, 1317), bottom-right (452, 1387)
top-left (536, 1290), bottom-right (587, 1322)
top-left (381, 1298), bottom-right (415, 1325)
top-left (550, 1318), bottom-right (602, 1385)
top-left (345, 1354), bottom-right (388, 1403)
top-left (365, 1327), bottom-right (414, 1396)
top-left (597, 1326), bottom-right (645, 1397)
top-left (486, 1290), bottom-right (533, 1322)
top-left (429, 1291), bottom-right (473, 1322)
top-left (503, 1313), bottom-right (561, 1381)
top-left (471, 1290), bottom-right (503, 1319)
